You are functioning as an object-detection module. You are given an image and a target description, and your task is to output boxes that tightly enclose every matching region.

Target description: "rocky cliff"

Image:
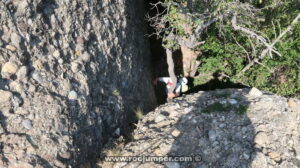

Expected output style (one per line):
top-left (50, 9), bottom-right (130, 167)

top-left (0, 0), bottom-right (156, 167)
top-left (110, 88), bottom-right (300, 168)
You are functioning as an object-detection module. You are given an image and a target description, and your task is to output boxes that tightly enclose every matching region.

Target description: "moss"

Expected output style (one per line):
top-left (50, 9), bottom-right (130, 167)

top-left (112, 89), bottom-right (120, 96)
top-left (202, 102), bottom-right (248, 114)
top-left (236, 105), bottom-right (248, 115)
top-left (202, 102), bottom-right (230, 113)
top-left (213, 92), bottom-right (231, 99)
top-left (291, 158), bottom-right (300, 167)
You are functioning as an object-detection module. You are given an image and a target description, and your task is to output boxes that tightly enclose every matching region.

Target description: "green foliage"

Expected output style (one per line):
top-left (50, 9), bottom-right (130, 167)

top-left (202, 102), bottom-right (226, 113)
top-left (162, 37), bottom-right (180, 49)
top-left (195, 1), bottom-right (300, 98)
top-left (193, 75), bottom-right (212, 86)
top-left (238, 22), bottom-right (300, 97)
top-left (201, 102), bottom-right (248, 114)
top-left (149, 0), bottom-right (300, 98)
top-left (236, 105), bottom-right (248, 115)
top-left (291, 158), bottom-right (300, 167)
top-left (198, 33), bottom-right (246, 77)
top-left (213, 91), bottom-right (231, 99)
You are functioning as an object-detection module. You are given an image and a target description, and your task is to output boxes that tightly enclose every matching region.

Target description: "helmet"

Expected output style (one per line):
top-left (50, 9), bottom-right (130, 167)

top-left (180, 77), bottom-right (188, 85)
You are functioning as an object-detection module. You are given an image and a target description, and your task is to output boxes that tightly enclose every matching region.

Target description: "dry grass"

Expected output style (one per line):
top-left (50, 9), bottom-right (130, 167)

top-left (96, 142), bottom-right (124, 168)
top-left (134, 107), bottom-right (144, 120)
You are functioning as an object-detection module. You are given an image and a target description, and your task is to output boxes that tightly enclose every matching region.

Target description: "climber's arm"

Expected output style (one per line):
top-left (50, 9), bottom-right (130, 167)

top-left (157, 77), bottom-right (171, 84)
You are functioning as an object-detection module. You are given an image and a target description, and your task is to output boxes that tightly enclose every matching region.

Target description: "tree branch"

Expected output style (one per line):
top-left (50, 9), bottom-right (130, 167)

top-left (237, 13), bottom-right (300, 76)
top-left (260, 13), bottom-right (300, 58)
top-left (231, 13), bottom-right (280, 58)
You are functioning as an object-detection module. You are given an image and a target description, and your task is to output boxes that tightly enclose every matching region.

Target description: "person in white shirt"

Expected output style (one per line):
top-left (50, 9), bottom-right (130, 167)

top-left (153, 77), bottom-right (188, 99)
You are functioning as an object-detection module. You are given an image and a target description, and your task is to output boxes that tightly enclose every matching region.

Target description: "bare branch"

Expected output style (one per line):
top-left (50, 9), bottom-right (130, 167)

top-left (237, 13), bottom-right (300, 76)
top-left (231, 13), bottom-right (280, 58)
top-left (232, 35), bottom-right (251, 62)
top-left (260, 13), bottom-right (300, 58)
top-left (237, 58), bottom-right (257, 76)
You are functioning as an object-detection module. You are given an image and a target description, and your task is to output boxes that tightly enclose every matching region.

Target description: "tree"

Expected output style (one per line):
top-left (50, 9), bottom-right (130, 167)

top-left (147, 0), bottom-right (300, 97)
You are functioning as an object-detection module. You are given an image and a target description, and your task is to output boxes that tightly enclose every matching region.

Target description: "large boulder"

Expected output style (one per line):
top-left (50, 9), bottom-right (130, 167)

top-left (110, 88), bottom-right (300, 168)
top-left (0, 0), bottom-right (156, 167)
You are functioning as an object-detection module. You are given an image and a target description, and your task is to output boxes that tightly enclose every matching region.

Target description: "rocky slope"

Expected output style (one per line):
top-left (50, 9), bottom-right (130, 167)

top-left (109, 88), bottom-right (300, 168)
top-left (0, 0), bottom-right (156, 167)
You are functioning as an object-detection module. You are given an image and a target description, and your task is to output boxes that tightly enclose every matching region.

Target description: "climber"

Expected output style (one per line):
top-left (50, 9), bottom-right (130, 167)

top-left (153, 77), bottom-right (188, 99)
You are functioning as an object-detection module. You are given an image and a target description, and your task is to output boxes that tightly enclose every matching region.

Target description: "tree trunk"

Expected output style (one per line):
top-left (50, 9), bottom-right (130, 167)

top-left (166, 48), bottom-right (177, 93)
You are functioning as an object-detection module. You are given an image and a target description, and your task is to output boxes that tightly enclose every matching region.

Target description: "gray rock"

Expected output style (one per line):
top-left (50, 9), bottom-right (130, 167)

top-left (219, 123), bottom-right (226, 128)
top-left (59, 151), bottom-right (71, 159)
top-left (68, 90), bottom-right (78, 100)
top-left (249, 87), bottom-right (263, 97)
top-left (208, 130), bottom-right (217, 142)
top-left (255, 132), bottom-right (269, 147)
top-left (114, 128), bottom-right (121, 136)
top-left (99, 89), bottom-right (300, 168)
top-left (1, 62), bottom-right (19, 77)
top-left (5, 45), bottom-right (17, 52)
top-left (0, 125), bottom-right (4, 134)
top-left (9, 82), bottom-right (24, 93)
top-left (165, 162), bottom-right (180, 168)
top-left (155, 114), bottom-right (167, 123)
top-left (10, 32), bottom-right (21, 49)
top-left (28, 84), bottom-right (36, 92)
top-left (12, 96), bottom-right (23, 107)
top-left (243, 152), bottom-right (250, 160)
top-left (22, 120), bottom-right (32, 130)
top-left (71, 62), bottom-right (80, 73)
top-left (0, 39), bottom-right (3, 47)
top-left (251, 152), bottom-right (268, 168)
top-left (53, 50), bottom-right (61, 58)
top-left (81, 52), bottom-right (91, 62)
top-left (228, 99), bottom-right (238, 104)
top-left (32, 72), bottom-right (43, 83)
top-left (0, 0), bottom-right (199, 167)
top-left (58, 58), bottom-right (64, 64)
top-left (15, 108), bottom-right (28, 115)
top-left (16, 66), bottom-right (28, 80)
top-left (0, 90), bottom-right (13, 103)
top-left (241, 127), bottom-right (248, 134)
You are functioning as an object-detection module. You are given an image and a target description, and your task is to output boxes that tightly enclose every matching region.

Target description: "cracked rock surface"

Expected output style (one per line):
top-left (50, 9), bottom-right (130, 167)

top-left (0, 0), bottom-right (156, 167)
top-left (111, 88), bottom-right (300, 168)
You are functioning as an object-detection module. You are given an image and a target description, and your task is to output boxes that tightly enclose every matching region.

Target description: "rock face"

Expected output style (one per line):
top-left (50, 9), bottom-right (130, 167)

top-left (111, 88), bottom-right (300, 168)
top-left (0, 0), bottom-right (156, 167)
